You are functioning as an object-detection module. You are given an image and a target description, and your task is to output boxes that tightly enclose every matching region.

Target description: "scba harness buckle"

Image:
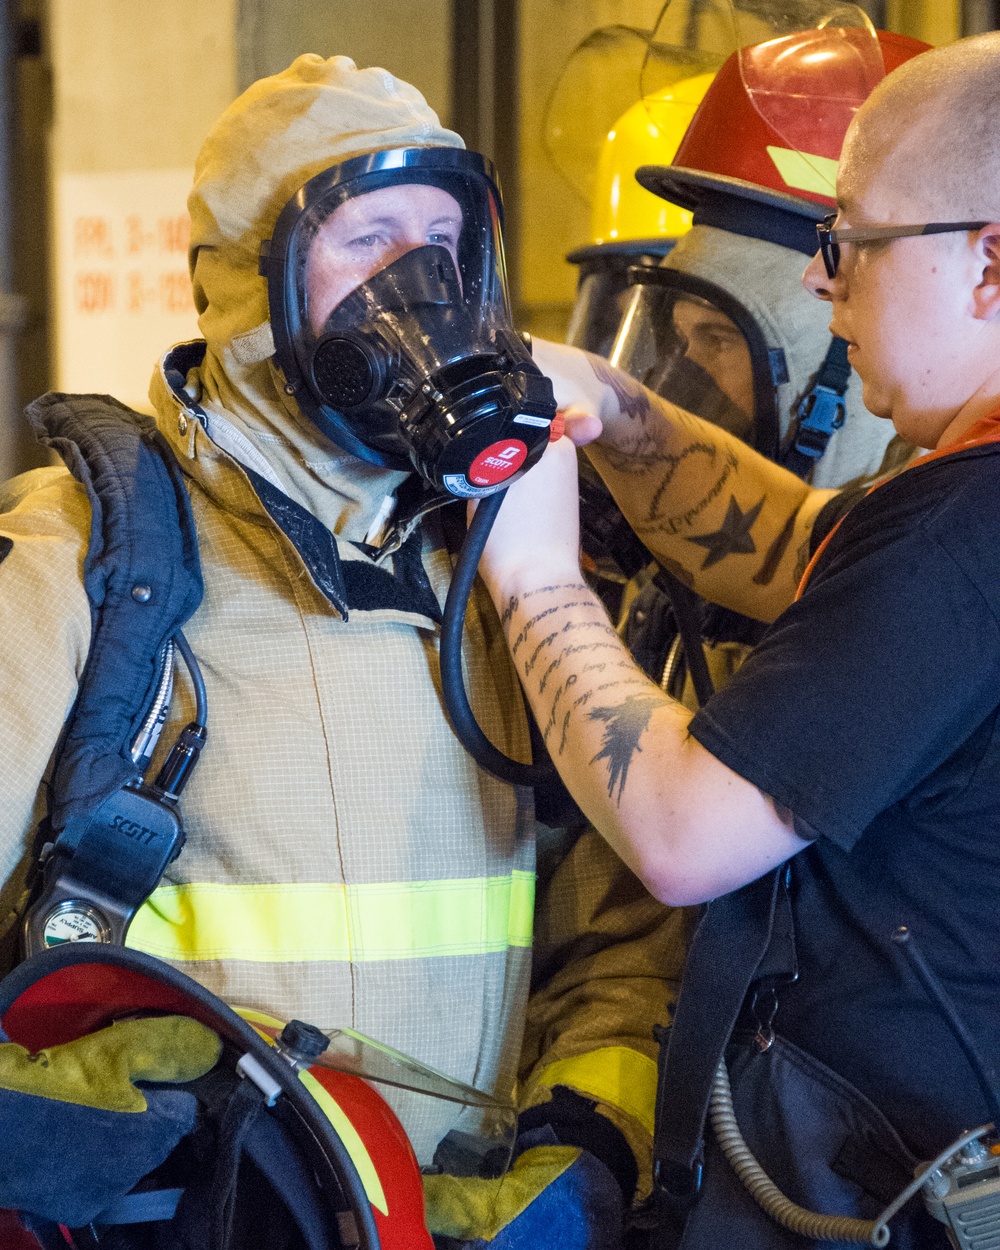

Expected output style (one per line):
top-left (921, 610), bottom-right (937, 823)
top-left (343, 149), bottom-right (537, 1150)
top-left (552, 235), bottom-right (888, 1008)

top-left (792, 383), bottom-right (846, 461)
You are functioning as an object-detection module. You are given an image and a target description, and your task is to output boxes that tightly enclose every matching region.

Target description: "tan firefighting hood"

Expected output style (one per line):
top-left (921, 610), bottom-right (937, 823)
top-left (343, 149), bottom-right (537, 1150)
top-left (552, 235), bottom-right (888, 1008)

top-left (157, 52), bottom-right (464, 541)
top-left (662, 224), bottom-right (910, 488)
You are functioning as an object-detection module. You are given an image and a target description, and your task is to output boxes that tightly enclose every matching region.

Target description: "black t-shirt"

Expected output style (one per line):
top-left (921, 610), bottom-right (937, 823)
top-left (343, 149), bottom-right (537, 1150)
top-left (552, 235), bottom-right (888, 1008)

top-left (689, 438), bottom-right (1000, 1158)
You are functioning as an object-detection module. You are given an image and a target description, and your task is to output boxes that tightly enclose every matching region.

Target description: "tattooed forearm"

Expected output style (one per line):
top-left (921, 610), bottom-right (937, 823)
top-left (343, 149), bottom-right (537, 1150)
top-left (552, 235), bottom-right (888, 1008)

top-left (503, 581), bottom-right (668, 806)
top-left (541, 650), bottom-right (635, 695)
top-left (643, 447), bottom-right (740, 533)
top-left (500, 582), bottom-right (589, 632)
top-left (524, 618), bottom-right (618, 676)
top-left (511, 600), bottom-right (591, 656)
top-left (587, 354), bottom-right (655, 423)
top-left (685, 495), bottom-right (764, 570)
top-left (542, 672), bottom-right (578, 744)
top-left (525, 631), bottom-right (560, 676)
top-left (538, 654), bottom-right (562, 695)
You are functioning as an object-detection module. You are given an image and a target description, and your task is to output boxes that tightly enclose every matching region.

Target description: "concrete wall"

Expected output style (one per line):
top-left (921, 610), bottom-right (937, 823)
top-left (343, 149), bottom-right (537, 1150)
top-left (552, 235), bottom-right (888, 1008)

top-left (236, 0), bottom-right (452, 124)
top-left (49, 0), bottom-right (237, 176)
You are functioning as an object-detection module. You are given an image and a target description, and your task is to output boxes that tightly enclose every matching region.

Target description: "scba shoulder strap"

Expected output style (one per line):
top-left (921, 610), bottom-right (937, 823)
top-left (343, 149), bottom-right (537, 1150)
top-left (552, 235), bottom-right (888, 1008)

top-left (18, 392), bottom-right (205, 955)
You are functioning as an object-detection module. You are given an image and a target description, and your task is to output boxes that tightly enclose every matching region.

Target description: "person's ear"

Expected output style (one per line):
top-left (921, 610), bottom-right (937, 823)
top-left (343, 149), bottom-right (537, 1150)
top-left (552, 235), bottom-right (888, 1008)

top-left (971, 224), bottom-right (1000, 321)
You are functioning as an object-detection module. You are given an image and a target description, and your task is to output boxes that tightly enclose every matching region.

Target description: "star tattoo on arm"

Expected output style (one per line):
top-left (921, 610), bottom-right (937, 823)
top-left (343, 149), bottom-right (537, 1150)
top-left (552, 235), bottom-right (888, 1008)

top-left (686, 495), bottom-right (764, 569)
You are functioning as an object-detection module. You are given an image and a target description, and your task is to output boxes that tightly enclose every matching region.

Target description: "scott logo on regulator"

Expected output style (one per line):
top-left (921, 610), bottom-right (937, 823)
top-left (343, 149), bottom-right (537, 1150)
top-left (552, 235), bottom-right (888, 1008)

top-left (112, 814), bottom-right (161, 846)
top-left (469, 439), bottom-right (528, 487)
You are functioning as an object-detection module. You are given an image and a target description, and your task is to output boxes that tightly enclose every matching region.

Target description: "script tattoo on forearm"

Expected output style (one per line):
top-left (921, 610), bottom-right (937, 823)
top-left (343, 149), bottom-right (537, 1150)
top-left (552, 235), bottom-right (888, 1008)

top-left (502, 583), bottom-right (663, 803)
top-left (641, 446), bottom-right (740, 537)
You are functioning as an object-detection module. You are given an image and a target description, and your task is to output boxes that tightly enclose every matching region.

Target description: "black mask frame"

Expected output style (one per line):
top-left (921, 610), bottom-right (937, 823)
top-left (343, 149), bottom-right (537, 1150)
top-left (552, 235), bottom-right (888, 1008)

top-left (261, 147), bottom-right (518, 472)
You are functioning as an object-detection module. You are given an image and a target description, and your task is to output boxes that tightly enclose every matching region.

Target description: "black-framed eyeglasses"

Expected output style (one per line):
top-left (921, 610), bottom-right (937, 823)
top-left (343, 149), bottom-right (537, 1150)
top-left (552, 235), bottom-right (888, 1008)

top-left (816, 213), bottom-right (990, 279)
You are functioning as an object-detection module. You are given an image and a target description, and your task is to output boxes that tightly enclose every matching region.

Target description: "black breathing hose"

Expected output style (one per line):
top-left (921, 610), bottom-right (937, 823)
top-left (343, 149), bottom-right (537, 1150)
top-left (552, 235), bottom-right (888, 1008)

top-left (173, 629), bottom-right (208, 728)
top-left (440, 489), bottom-right (556, 786)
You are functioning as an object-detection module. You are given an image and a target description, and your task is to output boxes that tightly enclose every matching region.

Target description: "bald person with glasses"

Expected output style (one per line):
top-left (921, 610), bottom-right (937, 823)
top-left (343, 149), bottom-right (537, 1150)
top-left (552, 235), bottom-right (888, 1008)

top-left (471, 30), bottom-right (1000, 1248)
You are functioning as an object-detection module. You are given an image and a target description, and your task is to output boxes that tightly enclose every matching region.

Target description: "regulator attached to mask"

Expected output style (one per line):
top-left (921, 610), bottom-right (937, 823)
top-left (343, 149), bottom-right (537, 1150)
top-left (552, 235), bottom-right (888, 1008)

top-left (262, 147), bottom-right (556, 498)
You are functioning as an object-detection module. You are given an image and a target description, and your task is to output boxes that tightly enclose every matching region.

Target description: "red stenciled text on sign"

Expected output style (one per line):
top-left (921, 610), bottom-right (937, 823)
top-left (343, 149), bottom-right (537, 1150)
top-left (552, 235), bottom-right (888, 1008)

top-left (74, 216), bottom-right (114, 260)
top-left (75, 272), bottom-right (115, 314)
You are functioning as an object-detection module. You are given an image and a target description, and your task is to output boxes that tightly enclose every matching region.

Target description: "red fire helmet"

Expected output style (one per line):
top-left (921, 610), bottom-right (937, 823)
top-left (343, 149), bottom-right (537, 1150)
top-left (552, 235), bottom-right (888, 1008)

top-left (638, 27), bottom-right (930, 219)
top-left (0, 944), bottom-right (440, 1250)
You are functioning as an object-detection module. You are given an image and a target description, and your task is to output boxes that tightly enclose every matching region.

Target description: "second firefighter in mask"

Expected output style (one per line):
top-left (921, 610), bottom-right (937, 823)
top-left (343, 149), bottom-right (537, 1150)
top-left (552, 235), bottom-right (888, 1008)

top-left (574, 27), bottom-right (927, 691)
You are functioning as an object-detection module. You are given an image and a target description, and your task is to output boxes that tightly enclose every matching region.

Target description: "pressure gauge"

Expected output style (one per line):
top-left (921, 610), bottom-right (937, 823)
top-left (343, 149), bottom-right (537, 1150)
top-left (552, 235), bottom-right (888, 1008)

top-left (42, 901), bottom-right (110, 948)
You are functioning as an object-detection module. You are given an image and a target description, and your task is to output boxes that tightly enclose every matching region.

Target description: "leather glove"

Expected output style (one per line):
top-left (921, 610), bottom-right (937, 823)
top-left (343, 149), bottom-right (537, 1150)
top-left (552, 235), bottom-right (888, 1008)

top-left (424, 1128), bottom-right (625, 1249)
top-left (0, 1015), bottom-right (220, 1227)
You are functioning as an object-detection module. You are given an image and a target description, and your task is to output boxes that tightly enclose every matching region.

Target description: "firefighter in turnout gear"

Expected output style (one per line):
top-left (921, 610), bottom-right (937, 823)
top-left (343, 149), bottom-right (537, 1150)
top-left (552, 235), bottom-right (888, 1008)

top-left (0, 53), bottom-right (687, 1247)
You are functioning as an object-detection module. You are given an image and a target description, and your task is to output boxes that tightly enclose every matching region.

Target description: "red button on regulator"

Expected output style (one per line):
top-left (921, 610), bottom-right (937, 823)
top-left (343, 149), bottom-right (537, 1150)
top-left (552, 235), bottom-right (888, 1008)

top-left (468, 439), bottom-right (528, 487)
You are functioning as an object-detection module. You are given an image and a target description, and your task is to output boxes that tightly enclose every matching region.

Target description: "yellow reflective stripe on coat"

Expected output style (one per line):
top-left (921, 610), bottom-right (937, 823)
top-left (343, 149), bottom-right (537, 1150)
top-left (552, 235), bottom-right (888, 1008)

top-left (539, 1047), bottom-right (658, 1137)
top-left (126, 872), bottom-right (535, 962)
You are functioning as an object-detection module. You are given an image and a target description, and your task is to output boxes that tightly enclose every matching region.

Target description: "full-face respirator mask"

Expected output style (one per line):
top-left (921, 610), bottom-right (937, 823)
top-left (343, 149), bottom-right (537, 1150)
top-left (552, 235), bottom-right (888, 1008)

top-left (262, 148), bottom-right (557, 786)
top-left (263, 147), bottom-right (556, 499)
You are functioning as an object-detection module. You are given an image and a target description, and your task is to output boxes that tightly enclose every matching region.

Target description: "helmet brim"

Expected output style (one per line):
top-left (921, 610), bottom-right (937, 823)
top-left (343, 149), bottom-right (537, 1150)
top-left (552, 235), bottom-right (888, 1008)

top-left (636, 166), bottom-right (827, 221)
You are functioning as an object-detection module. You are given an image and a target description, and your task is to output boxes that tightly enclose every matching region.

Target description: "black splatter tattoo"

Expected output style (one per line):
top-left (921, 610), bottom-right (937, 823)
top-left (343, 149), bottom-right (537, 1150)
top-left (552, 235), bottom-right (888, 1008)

top-left (587, 693), bottom-right (661, 802)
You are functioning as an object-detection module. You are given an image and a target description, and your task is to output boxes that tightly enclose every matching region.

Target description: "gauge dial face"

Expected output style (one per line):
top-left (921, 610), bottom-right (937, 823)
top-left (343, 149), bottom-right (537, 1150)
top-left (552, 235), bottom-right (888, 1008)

top-left (42, 903), bottom-right (109, 947)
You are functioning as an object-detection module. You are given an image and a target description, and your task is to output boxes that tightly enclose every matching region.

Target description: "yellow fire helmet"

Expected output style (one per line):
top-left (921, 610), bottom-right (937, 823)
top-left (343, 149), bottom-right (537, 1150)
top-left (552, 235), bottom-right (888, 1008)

top-left (567, 72), bottom-right (714, 355)
top-left (590, 72), bottom-right (715, 246)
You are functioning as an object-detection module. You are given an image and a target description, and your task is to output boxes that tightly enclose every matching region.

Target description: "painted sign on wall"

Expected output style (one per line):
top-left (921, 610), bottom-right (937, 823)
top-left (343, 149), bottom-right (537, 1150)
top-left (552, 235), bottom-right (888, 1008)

top-left (55, 168), bottom-right (200, 412)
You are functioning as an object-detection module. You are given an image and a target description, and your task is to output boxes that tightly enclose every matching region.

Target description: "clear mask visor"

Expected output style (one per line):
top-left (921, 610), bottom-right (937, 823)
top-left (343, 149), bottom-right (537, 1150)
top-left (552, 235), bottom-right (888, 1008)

top-left (272, 154), bottom-right (539, 470)
top-left (611, 279), bottom-right (757, 442)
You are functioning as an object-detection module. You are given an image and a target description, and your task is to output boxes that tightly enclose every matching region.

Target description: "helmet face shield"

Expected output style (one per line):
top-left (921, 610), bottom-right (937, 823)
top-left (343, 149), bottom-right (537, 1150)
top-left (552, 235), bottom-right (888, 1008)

top-left (567, 265), bottom-right (632, 357)
top-left (247, 1016), bottom-right (516, 1180)
top-left (640, 1), bottom-right (888, 210)
top-left (566, 242), bottom-right (676, 357)
top-left (265, 148), bottom-right (555, 494)
top-left (610, 267), bottom-right (780, 456)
